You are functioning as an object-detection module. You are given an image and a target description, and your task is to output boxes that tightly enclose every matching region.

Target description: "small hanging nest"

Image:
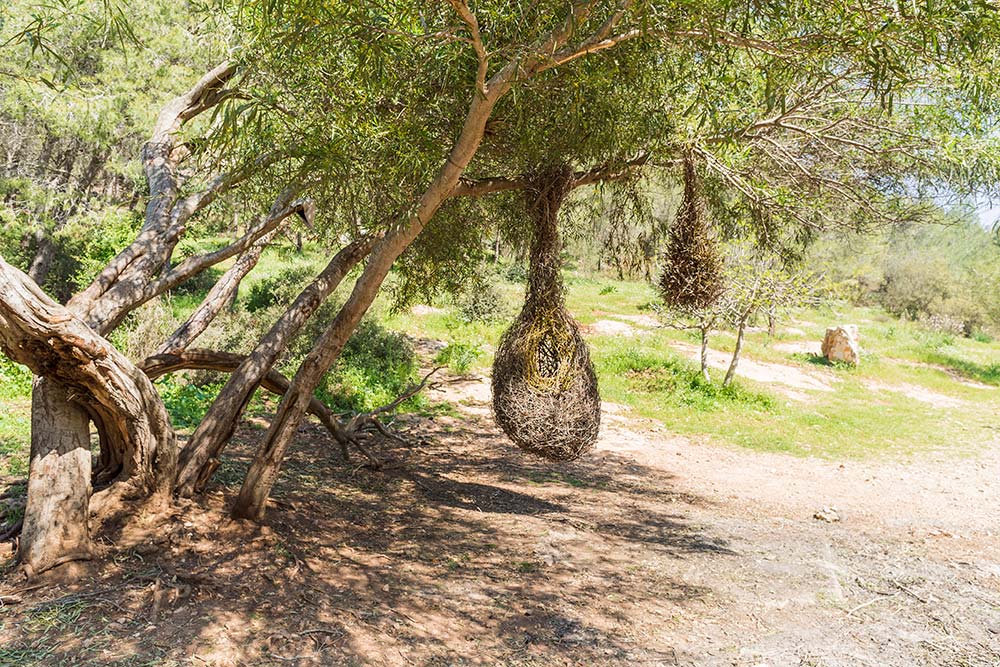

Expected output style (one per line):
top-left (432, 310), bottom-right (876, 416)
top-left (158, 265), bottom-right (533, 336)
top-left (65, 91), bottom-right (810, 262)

top-left (491, 166), bottom-right (601, 462)
top-left (658, 156), bottom-right (724, 310)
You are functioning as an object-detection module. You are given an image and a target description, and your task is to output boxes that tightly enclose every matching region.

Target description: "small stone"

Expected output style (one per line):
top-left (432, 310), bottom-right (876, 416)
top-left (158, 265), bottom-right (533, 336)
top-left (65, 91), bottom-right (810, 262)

top-left (814, 507), bottom-right (841, 522)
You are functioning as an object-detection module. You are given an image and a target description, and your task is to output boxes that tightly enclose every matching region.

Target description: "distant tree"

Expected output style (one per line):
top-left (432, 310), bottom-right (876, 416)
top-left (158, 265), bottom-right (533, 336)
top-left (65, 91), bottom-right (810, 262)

top-left (719, 244), bottom-right (814, 387)
top-left (659, 240), bottom-right (812, 385)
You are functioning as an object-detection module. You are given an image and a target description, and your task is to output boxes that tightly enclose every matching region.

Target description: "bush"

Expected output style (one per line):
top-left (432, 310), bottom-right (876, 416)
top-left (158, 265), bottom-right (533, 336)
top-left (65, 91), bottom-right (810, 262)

top-left (156, 376), bottom-right (224, 431)
top-left (315, 320), bottom-right (422, 413)
top-left (457, 280), bottom-right (508, 323)
top-left (971, 330), bottom-right (994, 344)
top-left (917, 312), bottom-right (965, 337)
top-left (0, 358), bottom-right (32, 401)
top-left (109, 298), bottom-right (180, 362)
top-left (504, 262), bottom-right (527, 283)
top-left (434, 342), bottom-right (483, 373)
top-left (171, 267), bottom-right (223, 296)
top-left (245, 265), bottom-right (316, 312)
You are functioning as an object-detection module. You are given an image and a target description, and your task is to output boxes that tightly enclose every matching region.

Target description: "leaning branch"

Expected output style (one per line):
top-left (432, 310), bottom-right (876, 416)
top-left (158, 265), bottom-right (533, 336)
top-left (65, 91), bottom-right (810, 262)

top-left (150, 195), bottom-right (310, 298)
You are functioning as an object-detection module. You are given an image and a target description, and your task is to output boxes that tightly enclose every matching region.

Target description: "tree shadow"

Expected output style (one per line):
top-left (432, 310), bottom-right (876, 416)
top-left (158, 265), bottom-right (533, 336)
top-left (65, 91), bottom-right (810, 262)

top-left (0, 410), bottom-right (734, 666)
top-left (923, 352), bottom-right (1000, 386)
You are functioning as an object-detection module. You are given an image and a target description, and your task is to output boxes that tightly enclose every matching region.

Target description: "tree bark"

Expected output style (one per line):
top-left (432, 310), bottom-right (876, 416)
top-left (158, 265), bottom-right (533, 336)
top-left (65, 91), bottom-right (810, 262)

top-left (723, 318), bottom-right (748, 388)
top-left (19, 378), bottom-right (93, 575)
top-left (26, 229), bottom-right (58, 286)
top-left (174, 236), bottom-right (375, 496)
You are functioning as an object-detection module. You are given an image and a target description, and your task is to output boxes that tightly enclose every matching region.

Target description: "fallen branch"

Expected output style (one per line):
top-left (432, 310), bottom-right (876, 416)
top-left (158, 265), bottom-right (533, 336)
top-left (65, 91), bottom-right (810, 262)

top-left (141, 352), bottom-right (446, 469)
top-left (141, 349), bottom-right (353, 460)
top-left (334, 366), bottom-right (449, 467)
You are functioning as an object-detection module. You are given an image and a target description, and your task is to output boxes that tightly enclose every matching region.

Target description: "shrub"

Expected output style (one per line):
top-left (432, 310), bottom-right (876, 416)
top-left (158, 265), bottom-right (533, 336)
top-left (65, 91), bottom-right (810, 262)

top-left (457, 280), bottom-right (508, 323)
top-left (0, 358), bottom-right (32, 401)
top-left (315, 320), bottom-right (422, 413)
top-left (434, 342), bottom-right (483, 373)
top-left (504, 262), bottom-right (527, 283)
top-left (917, 312), bottom-right (965, 337)
top-left (109, 298), bottom-right (180, 362)
top-left (245, 265), bottom-right (316, 312)
top-left (156, 376), bottom-right (224, 431)
top-left (971, 330), bottom-right (994, 344)
top-left (171, 267), bottom-right (223, 296)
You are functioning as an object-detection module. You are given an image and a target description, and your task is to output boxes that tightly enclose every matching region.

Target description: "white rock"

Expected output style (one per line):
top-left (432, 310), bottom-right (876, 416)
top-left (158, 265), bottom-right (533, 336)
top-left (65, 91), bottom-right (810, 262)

top-left (821, 325), bottom-right (860, 365)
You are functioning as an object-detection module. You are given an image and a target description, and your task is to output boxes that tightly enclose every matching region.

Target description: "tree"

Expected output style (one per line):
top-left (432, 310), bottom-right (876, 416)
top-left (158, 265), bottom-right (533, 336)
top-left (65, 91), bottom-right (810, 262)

top-left (718, 244), bottom-right (814, 388)
top-left (2, 0), bottom-right (1000, 574)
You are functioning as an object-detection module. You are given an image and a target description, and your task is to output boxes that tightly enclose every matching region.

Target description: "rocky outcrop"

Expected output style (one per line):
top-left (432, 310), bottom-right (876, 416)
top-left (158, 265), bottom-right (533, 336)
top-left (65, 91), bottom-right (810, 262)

top-left (822, 325), bottom-right (860, 365)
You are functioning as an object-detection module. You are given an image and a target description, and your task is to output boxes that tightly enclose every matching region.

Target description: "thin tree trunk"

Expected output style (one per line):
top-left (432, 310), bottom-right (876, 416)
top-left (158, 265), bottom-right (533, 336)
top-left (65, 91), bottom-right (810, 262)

top-left (156, 230), bottom-right (276, 356)
top-left (173, 237), bottom-right (375, 496)
top-left (26, 230), bottom-right (57, 286)
top-left (493, 227), bottom-right (501, 264)
top-left (724, 318), bottom-right (748, 388)
top-left (700, 325), bottom-right (711, 383)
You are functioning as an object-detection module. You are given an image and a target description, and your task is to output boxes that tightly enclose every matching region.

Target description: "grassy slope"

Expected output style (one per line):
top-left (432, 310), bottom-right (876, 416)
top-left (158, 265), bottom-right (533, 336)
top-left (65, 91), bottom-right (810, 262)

top-left (1, 260), bottom-right (998, 478)
top-left (388, 272), bottom-right (1000, 460)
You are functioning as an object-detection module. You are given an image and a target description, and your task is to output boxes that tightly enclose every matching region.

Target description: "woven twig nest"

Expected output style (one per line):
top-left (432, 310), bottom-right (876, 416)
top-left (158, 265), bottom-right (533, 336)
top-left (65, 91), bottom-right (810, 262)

top-left (491, 166), bottom-right (601, 462)
top-left (659, 156), bottom-right (724, 310)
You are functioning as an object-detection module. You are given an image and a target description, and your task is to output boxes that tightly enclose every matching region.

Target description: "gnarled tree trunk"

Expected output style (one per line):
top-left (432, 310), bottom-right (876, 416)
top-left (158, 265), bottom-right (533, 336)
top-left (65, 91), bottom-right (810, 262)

top-left (0, 257), bottom-right (176, 574)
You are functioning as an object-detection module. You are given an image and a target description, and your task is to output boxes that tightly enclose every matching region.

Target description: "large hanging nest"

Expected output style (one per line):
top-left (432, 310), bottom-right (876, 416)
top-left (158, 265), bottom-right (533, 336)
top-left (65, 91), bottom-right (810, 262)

top-left (658, 156), bottom-right (724, 310)
top-left (491, 166), bottom-right (601, 462)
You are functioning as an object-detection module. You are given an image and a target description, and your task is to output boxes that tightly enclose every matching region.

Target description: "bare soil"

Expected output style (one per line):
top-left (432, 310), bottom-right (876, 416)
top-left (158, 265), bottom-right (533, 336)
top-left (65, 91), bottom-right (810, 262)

top-left (668, 341), bottom-right (835, 399)
top-left (1, 369), bottom-right (999, 666)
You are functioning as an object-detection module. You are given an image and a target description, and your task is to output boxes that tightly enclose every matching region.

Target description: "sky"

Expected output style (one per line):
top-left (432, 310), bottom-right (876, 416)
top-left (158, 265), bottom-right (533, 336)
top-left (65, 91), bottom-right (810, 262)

top-left (977, 198), bottom-right (1000, 231)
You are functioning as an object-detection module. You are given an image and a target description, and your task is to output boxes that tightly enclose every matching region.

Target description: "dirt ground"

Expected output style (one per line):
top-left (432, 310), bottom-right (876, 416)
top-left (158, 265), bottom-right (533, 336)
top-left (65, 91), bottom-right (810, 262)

top-left (1, 368), bottom-right (1000, 666)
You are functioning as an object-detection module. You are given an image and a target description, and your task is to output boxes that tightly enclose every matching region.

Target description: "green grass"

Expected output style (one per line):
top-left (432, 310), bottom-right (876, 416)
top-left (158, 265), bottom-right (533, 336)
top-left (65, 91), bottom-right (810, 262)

top-left (391, 272), bottom-right (1000, 460)
top-left (0, 358), bottom-right (32, 475)
top-left (1, 260), bottom-right (996, 468)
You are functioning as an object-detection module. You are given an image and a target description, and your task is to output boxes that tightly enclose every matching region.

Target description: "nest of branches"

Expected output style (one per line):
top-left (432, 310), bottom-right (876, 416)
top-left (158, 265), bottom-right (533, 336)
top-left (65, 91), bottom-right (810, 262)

top-left (659, 156), bottom-right (724, 310)
top-left (491, 166), bottom-right (601, 462)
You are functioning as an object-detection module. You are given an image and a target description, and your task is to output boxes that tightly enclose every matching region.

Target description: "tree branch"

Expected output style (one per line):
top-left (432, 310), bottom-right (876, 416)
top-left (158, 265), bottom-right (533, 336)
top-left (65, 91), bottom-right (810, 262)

top-left (453, 153), bottom-right (650, 197)
top-left (448, 0), bottom-right (489, 96)
top-left (151, 194), bottom-right (310, 298)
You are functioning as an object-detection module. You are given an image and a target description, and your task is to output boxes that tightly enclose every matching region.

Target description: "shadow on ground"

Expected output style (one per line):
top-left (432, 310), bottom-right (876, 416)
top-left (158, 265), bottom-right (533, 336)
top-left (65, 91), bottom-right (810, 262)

top-left (0, 410), bottom-right (733, 666)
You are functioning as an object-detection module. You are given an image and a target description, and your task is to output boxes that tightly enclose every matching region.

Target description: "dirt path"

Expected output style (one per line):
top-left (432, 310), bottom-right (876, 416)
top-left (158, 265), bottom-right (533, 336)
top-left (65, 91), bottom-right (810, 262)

top-left (1, 371), bottom-right (999, 666)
